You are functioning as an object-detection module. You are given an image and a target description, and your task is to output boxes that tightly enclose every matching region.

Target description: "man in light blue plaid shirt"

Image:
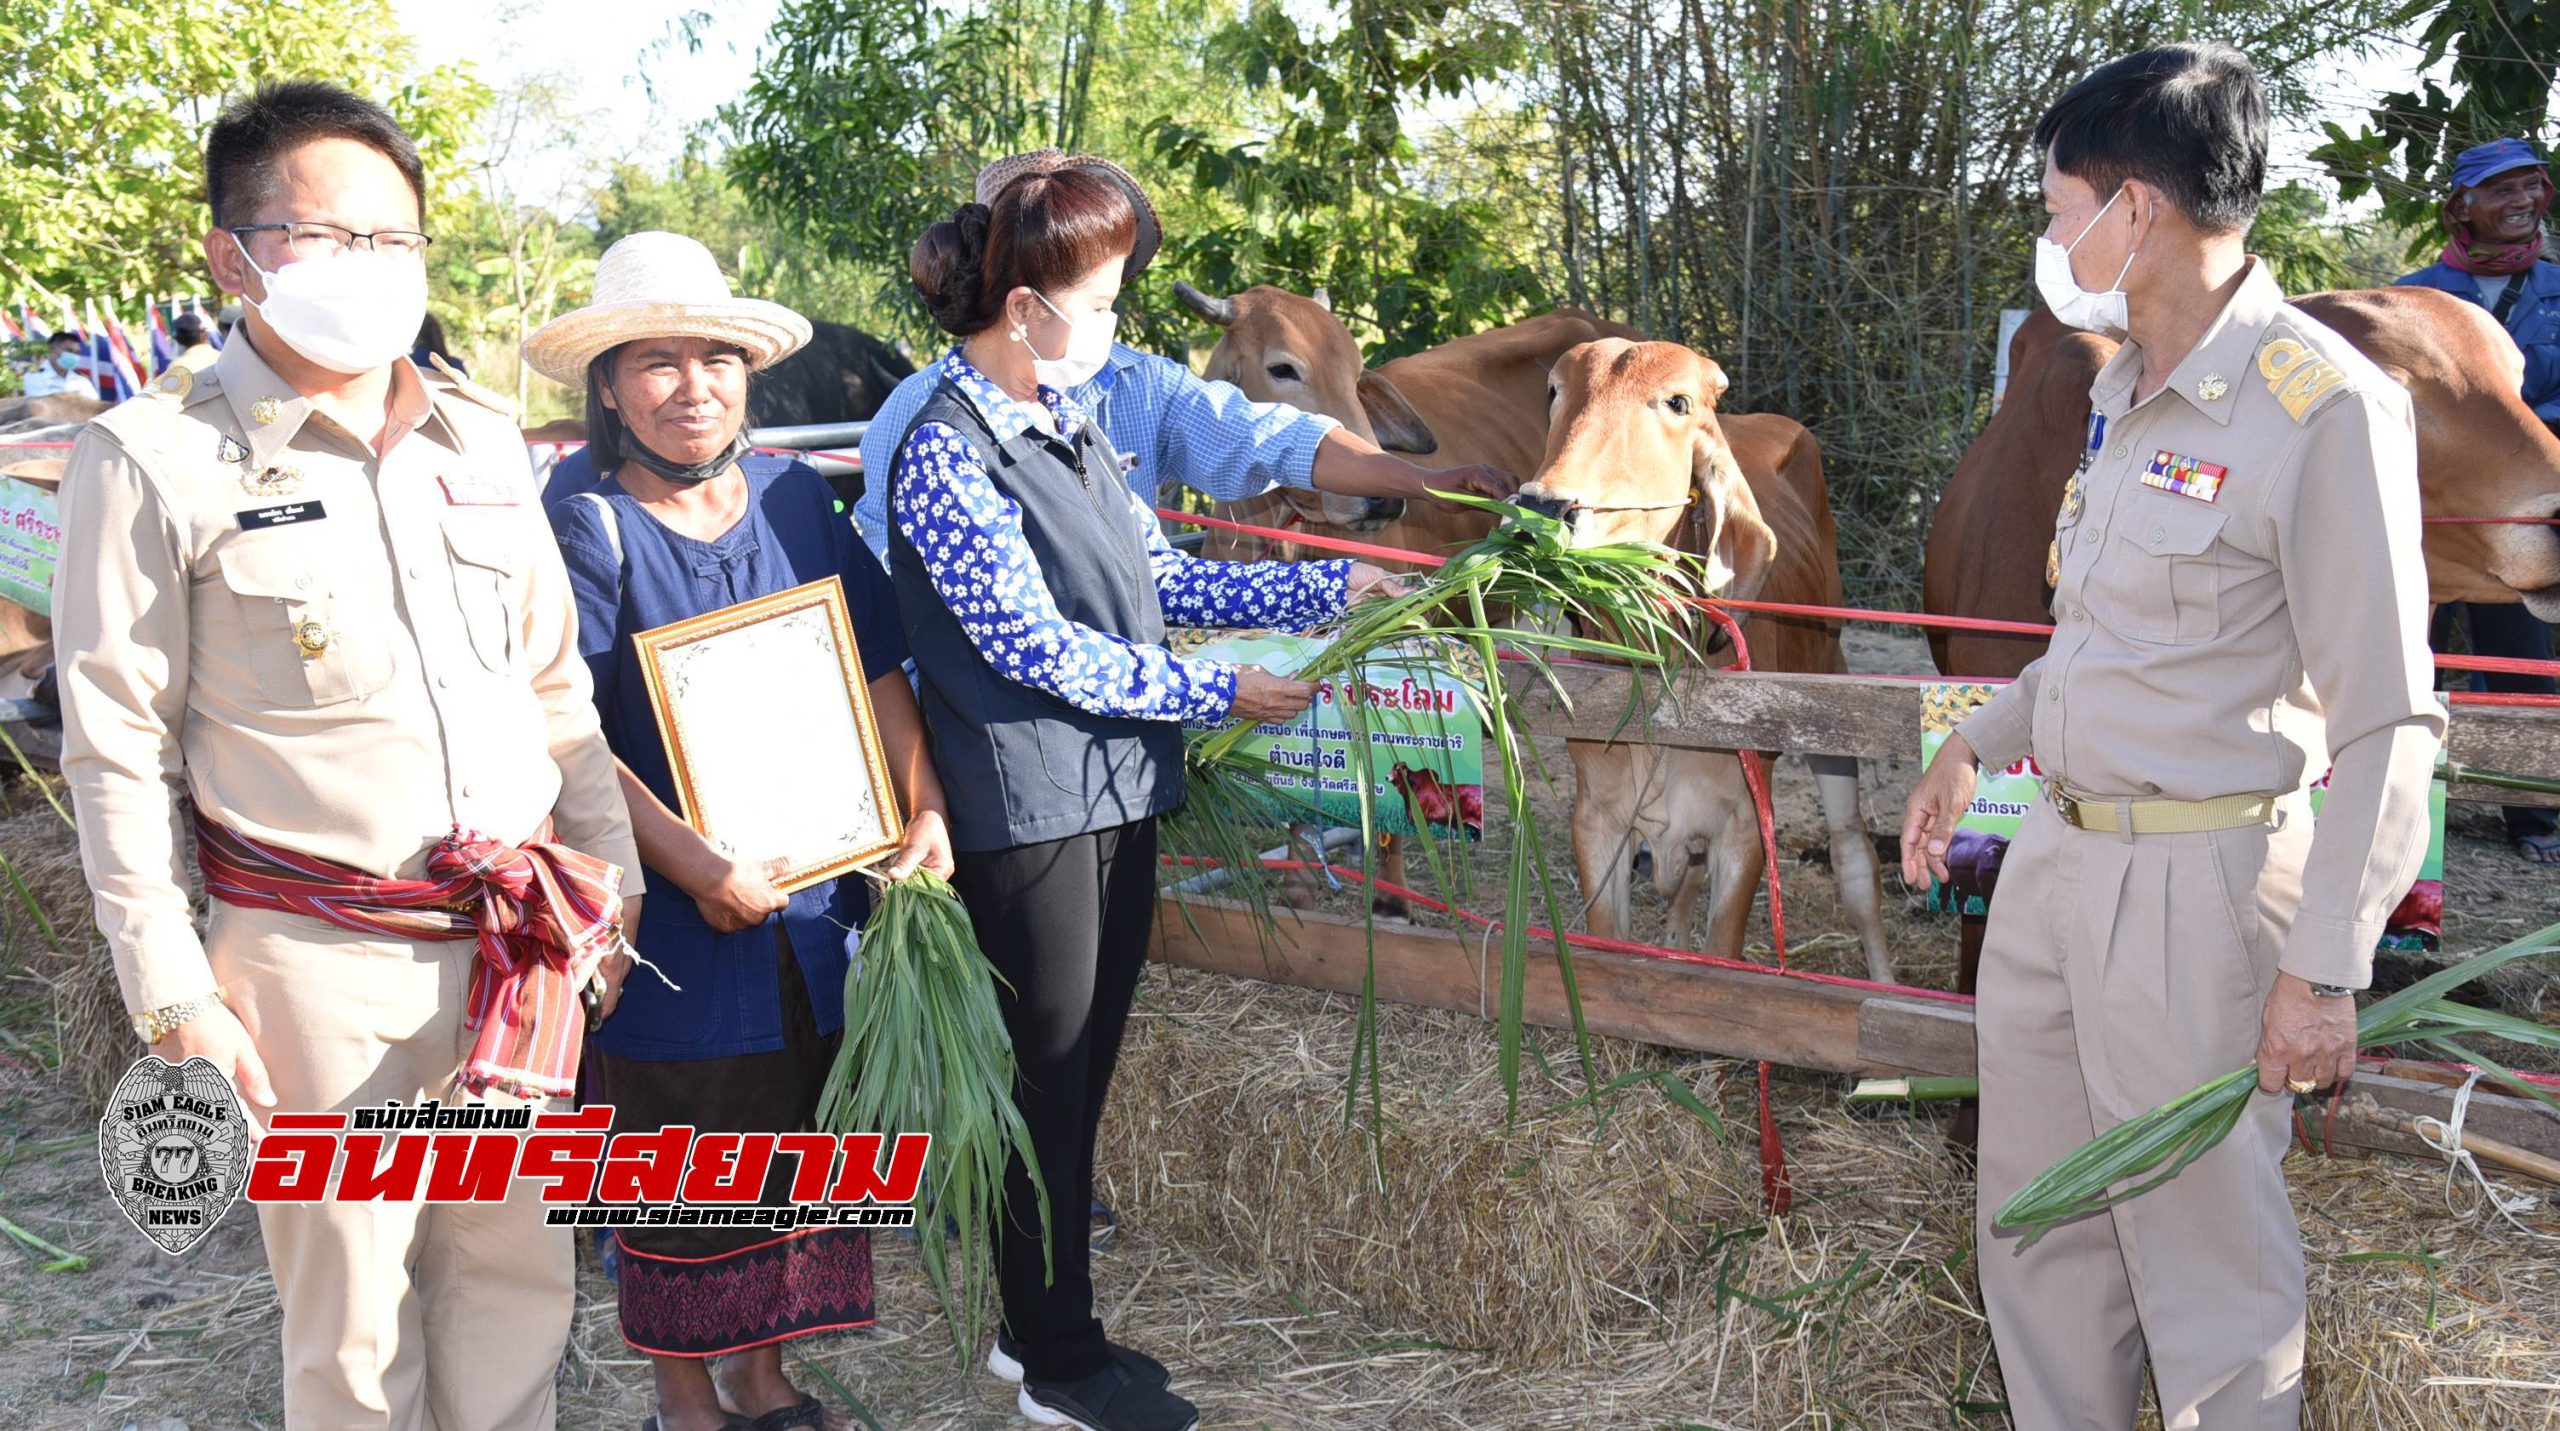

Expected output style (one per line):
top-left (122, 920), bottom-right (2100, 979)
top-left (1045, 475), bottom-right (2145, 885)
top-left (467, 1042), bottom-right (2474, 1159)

top-left (856, 150), bottom-right (1515, 566)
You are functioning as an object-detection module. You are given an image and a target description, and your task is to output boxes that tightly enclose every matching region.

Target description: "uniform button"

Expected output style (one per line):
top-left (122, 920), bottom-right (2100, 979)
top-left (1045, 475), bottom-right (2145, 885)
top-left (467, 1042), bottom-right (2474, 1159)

top-left (2083, 529), bottom-right (2098, 544)
top-left (462, 784), bottom-right (477, 799)
top-left (407, 565), bottom-right (424, 580)
top-left (2150, 526), bottom-right (2166, 543)
top-left (2047, 687), bottom-right (2061, 702)
top-left (293, 575), bottom-right (310, 591)
top-left (435, 674), bottom-right (451, 689)
top-left (2110, 443), bottom-right (2127, 460)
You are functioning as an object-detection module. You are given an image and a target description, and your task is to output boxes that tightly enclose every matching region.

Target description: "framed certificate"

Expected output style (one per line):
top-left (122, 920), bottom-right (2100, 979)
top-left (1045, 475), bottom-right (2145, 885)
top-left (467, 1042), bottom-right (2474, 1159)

top-left (634, 578), bottom-right (905, 894)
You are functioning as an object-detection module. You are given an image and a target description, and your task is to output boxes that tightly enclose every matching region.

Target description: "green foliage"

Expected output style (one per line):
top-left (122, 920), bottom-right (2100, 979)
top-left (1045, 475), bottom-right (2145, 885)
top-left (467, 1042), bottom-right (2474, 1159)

top-left (2312, 0), bottom-right (2559, 259)
top-left (0, 0), bottom-right (489, 302)
top-left (595, 150), bottom-right (904, 341)
top-left (2248, 181), bottom-right (2356, 294)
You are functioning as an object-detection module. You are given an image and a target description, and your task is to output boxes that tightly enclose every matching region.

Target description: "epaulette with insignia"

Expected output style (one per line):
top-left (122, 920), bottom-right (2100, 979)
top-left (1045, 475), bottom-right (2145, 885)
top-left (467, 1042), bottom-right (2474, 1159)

top-left (2256, 334), bottom-right (2354, 424)
top-left (424, 353), bottom-right (519, 420)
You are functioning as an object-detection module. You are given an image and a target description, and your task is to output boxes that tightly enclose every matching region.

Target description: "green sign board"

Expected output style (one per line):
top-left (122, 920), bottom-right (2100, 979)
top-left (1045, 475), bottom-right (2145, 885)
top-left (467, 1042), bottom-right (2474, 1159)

top-left (1173, 629), bottom-right (1483, 839)
top-left (0, 474), bottom-right (60, 616)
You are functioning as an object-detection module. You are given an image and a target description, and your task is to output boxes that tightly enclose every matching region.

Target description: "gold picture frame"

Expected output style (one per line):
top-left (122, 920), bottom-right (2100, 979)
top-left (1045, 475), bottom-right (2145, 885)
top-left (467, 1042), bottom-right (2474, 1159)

top-left (633, 578), bottom-right (904, 894)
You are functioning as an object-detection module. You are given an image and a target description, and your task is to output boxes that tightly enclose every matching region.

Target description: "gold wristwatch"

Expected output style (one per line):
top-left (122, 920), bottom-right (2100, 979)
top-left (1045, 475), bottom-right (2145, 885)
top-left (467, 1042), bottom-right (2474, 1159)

top-left (131, 988), bottom-right (225, 1046)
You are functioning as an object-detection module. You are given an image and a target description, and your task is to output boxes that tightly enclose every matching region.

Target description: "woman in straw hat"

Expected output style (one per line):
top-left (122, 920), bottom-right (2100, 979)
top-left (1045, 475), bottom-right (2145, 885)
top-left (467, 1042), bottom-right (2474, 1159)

top-left (888, 166), bottom-right (1407, 1431)
top-left (527, 231), bottom-right (954, 1431)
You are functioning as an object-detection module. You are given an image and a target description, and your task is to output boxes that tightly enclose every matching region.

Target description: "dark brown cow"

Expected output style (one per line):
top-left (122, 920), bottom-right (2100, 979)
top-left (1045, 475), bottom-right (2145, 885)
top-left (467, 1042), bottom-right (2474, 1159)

top-left (1927, 288), bottom-right (2560, 678)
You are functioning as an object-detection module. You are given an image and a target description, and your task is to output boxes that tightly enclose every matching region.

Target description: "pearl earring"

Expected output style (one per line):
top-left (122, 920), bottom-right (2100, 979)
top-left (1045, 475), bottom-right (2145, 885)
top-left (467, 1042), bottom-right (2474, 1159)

top-left (1009, 324), bottom-right (1026, 342)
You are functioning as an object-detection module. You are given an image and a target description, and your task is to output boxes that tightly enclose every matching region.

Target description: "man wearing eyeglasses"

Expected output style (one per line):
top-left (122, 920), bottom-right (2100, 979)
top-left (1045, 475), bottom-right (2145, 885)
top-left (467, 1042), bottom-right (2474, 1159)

top-left (52, 81), bottom-right (640, 1429)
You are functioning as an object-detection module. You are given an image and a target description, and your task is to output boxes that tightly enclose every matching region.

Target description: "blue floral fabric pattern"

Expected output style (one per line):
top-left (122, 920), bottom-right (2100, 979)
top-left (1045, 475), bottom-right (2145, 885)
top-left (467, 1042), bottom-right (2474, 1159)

top-left (894, 350), bottom-right (1352, 728)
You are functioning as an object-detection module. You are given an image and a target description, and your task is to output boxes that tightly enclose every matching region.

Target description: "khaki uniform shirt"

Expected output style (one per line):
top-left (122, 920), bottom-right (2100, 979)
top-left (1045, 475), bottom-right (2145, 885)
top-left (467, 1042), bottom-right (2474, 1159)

top-left (54, 337), bottom-right (641, 1017)
top-left (1957, 259), bottom-right (2443, 988)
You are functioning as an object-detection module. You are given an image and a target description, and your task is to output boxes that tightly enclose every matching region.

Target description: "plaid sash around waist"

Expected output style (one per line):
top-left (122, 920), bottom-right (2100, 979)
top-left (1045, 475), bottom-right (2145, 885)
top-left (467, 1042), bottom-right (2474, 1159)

top-left (196, 815), bottom-right (626, 1101)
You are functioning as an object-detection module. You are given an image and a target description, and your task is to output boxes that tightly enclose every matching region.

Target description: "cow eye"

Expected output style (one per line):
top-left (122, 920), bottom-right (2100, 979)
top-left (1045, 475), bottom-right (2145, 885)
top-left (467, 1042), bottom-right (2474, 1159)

top-left (1266, 361), bottom-right (1301, 383)
top-left (1665, 394), bottom-right (1693, 416)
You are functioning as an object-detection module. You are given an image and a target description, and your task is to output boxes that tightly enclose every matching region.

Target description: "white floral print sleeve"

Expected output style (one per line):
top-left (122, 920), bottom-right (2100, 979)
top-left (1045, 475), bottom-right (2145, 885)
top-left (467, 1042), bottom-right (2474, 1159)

top-left (893, 351), bottom-right (1357, 727)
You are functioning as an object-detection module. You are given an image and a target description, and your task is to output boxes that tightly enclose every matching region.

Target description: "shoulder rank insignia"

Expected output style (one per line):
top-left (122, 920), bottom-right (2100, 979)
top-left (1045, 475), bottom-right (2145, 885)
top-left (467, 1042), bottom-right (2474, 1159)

top-left (154, 368), bottom-right (193, 401)
top-left (2141, 450), bottom-right (2226, 503)
top-left (425, 353), bottom-right (519, 420)
top-left (2257, 337), bottom-right (2349, 423)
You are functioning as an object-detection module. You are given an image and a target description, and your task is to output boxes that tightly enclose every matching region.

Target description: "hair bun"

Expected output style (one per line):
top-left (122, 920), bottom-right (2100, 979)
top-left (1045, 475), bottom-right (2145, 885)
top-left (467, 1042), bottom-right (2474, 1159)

top-left (911, 202), bottom-right (995, 337)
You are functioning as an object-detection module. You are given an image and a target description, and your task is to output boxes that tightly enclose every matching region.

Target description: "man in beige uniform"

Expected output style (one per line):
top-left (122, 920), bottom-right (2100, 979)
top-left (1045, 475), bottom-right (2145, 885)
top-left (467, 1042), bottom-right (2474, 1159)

top-left (54, 83), bottom-right (640, 1429)
top-left (1902, 46), bottom-right (2440, 1431)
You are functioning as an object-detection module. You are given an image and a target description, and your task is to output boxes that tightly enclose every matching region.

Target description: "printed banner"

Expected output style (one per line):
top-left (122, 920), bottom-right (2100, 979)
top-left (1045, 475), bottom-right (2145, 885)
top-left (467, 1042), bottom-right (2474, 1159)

top-left (1918, 683), bottom-right (2450, 944)
top-left (0, 473), bottom-right (61, 616)
top-left (1172, 629), bottom-right (1484, 839)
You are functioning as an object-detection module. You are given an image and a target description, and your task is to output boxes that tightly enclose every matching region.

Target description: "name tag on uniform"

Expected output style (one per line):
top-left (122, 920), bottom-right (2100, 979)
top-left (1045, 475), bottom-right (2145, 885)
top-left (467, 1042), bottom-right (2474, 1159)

top-left (2141, 449), bottom-right (2227, 504)
top-left (438, 473), bottom-right (522, 507)
top-left (237, 501), bottom-right (327, 529)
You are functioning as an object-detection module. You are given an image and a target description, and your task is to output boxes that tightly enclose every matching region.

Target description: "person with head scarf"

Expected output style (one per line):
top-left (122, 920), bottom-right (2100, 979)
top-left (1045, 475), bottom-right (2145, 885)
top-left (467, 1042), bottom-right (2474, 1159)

top-left (527, 231), bottom-right (955, 1431)
top-left (2398, 138), bottom-right (2560, 862)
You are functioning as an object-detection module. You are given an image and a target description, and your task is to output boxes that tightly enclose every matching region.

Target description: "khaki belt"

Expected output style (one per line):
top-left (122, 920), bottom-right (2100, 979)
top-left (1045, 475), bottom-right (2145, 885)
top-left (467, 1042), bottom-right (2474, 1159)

top-left (2045, 781), bottom-right (2278, 835)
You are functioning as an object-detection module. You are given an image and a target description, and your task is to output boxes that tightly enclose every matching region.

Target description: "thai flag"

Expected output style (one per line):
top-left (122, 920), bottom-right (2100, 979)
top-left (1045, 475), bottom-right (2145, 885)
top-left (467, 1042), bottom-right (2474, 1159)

top-left (86, 298), bottom-right (145, 401)
top-left (0, 304), bottom-right (18, 342)
top-left (20, 301), bottom-right (44, 342)
top-left (188, 295), bottom-right (224, 349)
top-left (147, 297), bottom-right (176, 374)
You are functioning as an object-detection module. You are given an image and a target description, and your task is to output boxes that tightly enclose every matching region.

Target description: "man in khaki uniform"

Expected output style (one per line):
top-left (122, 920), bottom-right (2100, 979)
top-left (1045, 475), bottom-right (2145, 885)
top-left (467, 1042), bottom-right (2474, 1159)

top-left (1902, 46), bottom-right (2441, 1430)
top-left (54, 83), bottom-right (641, 1430)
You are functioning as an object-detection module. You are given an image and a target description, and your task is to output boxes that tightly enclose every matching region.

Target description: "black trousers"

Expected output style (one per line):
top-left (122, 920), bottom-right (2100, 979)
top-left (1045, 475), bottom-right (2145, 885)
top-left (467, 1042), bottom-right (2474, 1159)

top-left (2431, 602), bottom-right (2558, 841)
top-left (952, 816), bottom-right (1159, 1383)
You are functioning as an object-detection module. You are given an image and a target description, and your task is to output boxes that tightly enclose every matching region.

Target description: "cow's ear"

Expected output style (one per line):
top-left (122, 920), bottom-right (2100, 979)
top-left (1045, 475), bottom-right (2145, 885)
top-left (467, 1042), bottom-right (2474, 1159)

top-left (1312, 287), bottom-right (1332, 312)
top-left (1693, 431), bottom-right (1775, 600)
top-left (1357, 370), bottom-right (1438, 454)
top-left (1699, 358), bottom-right (1731, 404)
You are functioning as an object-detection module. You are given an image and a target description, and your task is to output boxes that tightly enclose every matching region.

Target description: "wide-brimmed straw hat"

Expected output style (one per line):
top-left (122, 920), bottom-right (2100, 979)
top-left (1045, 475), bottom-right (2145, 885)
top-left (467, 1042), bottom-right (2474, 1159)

top-left (974, 149), bottom-right (1163, 278)
top-left (522, 232), bottom-right (812, 386)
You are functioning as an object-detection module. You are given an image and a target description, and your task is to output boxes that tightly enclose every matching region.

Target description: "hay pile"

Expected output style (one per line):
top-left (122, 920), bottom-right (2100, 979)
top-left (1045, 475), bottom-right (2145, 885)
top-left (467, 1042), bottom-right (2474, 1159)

top-left (0, 790), bottom-right (136, 1116)
top-left (1097, 964), bottom-right (2560, 1429)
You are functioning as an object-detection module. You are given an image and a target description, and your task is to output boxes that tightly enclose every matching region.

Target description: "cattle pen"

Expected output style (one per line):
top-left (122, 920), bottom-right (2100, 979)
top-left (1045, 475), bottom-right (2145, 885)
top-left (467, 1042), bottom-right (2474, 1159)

top-left (5, 440), bottom-right (2559, 1429)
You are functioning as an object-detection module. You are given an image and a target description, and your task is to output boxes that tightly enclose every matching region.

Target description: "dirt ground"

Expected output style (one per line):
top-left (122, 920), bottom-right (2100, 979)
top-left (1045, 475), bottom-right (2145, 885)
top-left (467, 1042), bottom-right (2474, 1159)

top-left (2, 627), bottom-right (2555, 1429)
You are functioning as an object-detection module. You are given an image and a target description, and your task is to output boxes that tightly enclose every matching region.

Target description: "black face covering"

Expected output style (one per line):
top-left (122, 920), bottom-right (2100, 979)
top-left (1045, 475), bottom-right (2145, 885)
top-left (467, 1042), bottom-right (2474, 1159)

top-left (619, 429), bottom-right (750, 485)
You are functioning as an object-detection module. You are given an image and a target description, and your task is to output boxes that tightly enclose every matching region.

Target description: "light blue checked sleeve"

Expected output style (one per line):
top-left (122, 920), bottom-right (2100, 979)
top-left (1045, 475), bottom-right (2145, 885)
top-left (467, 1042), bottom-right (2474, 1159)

top-left (857, 345), bottom-right (1336, 564)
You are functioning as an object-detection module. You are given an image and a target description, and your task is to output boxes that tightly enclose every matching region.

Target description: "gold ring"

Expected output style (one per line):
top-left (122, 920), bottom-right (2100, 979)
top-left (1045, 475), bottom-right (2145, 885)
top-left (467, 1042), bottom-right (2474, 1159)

top-left (2286, 1078), bottom-right (2318, 1095)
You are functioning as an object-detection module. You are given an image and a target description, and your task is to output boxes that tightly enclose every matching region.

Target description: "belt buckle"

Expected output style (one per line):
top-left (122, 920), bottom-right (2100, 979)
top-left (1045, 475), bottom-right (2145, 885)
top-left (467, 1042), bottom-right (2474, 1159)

top-left (2043, 778), bottom-right (2084, 830)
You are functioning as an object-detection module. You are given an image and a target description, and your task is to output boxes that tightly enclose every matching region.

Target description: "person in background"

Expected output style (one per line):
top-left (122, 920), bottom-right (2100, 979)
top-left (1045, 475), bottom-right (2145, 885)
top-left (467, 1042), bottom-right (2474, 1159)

top-left (22, 330), bottom-right (101, 399)
top-left (1902, 44), bottom-right (2440, 1430)
top-left (856, 148), bottom-right (1517, 566)
top-left (891, 165), bottom-right (1408, 1431)
top-left (169, 312), bottom-right (220, 374)
top-left (530, 230), bottom-right (953, 1431)
top-left (53, 81), bottom-right (637, 1428)
top-left (2397, 137), bottom-right (2560, 862)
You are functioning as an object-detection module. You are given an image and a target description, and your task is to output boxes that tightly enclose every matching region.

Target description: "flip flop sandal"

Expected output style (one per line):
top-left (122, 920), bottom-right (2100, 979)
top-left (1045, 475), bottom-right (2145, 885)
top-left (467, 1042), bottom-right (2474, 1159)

top-left (640, 1417), bottom-right (754, 1431)
top-left (744, 1396), bottom-right (828, 1431)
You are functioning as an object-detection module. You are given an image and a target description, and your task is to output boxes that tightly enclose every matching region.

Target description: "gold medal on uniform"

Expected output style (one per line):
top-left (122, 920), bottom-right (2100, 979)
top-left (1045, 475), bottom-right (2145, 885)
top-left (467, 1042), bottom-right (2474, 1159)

top-left (2046, 538), bottom-right (2060, 589)
top-left (292, 618), bottom-right (331, 658)
top-left (2060, 471), bottom-right (2082, 521)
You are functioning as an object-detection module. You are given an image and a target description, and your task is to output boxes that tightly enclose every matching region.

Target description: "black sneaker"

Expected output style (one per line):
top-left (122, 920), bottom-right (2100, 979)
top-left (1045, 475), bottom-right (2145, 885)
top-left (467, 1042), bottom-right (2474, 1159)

top-left (989, 1334), bottom-right (1171, 1389)
top-left (1017, 1359), bottom-right (1197, 1431)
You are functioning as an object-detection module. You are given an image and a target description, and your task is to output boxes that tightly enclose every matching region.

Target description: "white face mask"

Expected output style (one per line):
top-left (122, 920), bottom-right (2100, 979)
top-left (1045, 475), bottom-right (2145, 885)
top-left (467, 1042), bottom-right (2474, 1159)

top-left (1025, 289), bottom-right (1117, 391)
top-left (2034, 186), bottom-right (2138, 335)
top-left (233, 234), bottom-right (429, 375)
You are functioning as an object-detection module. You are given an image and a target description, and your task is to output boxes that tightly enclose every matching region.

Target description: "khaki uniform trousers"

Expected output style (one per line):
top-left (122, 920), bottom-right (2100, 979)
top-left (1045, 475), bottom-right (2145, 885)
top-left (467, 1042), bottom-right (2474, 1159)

top-left (208, 901), bottom-right (573, 1431)
top-left (1976, 796), bottom-right (2314, 1431)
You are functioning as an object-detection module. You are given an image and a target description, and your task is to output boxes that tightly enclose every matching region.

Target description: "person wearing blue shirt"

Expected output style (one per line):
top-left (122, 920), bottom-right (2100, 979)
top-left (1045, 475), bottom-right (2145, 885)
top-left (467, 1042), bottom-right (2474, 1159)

top-left (525, 232), bottom-right (954, 1431)
top-left (854, 148), bottom-right (1517, 565)
top-left (2398, 137), bottom-right (2560, 862)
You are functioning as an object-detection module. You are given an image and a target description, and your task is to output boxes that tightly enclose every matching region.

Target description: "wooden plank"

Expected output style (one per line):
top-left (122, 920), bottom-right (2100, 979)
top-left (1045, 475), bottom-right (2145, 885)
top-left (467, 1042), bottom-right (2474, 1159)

top-left (1152, 894), bottom-right (1960, 1077)
top-left (1506, 664), bottom-right (2560, 807)
top-left (1156, 896), bottom-right (2560, 1168)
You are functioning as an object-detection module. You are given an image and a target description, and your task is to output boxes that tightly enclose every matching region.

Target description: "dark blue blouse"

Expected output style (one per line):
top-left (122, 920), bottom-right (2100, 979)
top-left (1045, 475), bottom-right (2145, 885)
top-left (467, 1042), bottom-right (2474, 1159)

top-left (548, 455), bottom-right (910, 1061)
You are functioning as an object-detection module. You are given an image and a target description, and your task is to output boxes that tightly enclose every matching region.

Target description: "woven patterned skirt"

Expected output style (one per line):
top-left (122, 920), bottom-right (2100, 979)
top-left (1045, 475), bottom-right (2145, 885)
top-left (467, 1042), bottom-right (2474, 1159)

top-left (585, 933), bottom-right (874, 1358)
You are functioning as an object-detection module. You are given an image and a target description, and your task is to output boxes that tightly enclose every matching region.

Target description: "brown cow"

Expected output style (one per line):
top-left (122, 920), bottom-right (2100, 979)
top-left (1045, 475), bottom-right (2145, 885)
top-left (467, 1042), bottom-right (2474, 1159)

top-left (1176, 282), bottom-right (1641, 558)
top-left (1927, 288), bottom-right (2560, 678)
top-left (1513, 340), bottom-right (1893, 979)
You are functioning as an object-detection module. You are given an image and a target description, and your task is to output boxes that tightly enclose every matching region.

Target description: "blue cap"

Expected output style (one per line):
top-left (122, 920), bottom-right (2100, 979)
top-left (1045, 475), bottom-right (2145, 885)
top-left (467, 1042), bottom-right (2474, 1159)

top-left (2451, 137), bottom-right (2546, 193)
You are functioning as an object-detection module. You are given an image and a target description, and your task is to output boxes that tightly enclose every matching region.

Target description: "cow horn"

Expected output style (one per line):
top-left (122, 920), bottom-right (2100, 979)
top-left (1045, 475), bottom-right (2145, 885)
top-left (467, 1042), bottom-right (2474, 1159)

top-left (1173, 280), bottom-right (1236, 327)
top-left (1311, 286), bottom-right (1332, 312)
